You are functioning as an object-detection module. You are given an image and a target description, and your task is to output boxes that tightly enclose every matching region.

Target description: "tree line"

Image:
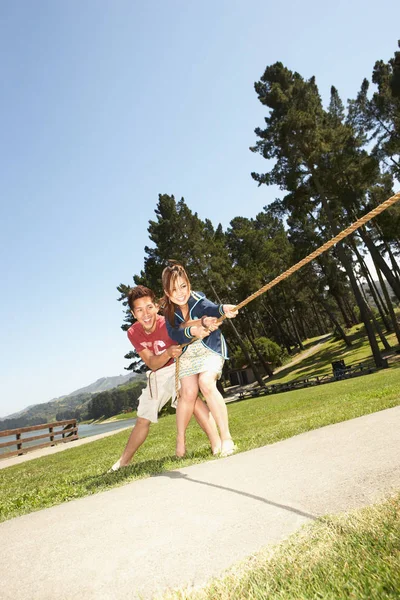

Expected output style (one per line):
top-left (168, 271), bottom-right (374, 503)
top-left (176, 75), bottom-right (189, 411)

top-left (0, 381), bottom-right (146, 431)
top-left (118, 43), bottom-right (400, 382)
top-left (0, 415), bottom-right (47, 432)
top-left (86, 381), bottom-right (146, 420)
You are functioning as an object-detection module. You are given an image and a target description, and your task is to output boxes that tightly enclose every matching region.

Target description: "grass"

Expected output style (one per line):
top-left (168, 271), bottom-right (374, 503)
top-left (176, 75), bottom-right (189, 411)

top-left (160, 493), bottom-right (400, 600)
top-left (268, 324), bottom-right (399, 384)
top-left (1, 366), bottom-right (399, 523)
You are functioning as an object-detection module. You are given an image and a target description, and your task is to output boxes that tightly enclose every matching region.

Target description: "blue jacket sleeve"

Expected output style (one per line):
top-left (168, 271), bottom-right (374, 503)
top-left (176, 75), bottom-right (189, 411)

top-left (196, 295), bottom-right (225, 318)
top-left (165, 316), bottom-right (195, 345)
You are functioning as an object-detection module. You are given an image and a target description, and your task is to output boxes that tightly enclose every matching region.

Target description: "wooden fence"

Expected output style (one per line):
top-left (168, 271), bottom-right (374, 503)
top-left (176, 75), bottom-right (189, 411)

top-left (0, 419), bottom-right (79, 459)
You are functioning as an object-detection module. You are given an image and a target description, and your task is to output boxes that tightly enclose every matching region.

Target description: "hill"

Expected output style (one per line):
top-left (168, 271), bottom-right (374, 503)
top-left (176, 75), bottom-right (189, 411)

top-left (0, 372), bottom-right (146, 429)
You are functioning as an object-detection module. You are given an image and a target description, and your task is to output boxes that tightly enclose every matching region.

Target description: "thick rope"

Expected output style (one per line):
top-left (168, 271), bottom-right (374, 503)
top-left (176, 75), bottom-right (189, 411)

top-left (220, 190), bottom-right (400, 318)
top-left (175, 190), bottom-right (400, 395)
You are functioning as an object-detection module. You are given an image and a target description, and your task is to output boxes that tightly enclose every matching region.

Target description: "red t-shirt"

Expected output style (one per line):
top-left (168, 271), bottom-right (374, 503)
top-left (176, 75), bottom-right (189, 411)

top-left (127, 314), bottom-right (174, 369)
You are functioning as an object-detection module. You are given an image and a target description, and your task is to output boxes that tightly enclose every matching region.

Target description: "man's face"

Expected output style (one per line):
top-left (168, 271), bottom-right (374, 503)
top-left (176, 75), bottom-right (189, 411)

top-left (132, 296), bottom-right (159, 333)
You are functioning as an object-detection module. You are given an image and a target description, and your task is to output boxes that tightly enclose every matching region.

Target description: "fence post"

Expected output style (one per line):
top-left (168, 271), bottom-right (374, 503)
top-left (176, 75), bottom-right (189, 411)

top-left (17, 432), bottom-right (22, 455)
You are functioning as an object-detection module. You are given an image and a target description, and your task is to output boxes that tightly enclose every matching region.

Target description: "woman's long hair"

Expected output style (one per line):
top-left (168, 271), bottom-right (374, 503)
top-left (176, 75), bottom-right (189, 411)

top-left (161, 262), bottom-right (191, 326)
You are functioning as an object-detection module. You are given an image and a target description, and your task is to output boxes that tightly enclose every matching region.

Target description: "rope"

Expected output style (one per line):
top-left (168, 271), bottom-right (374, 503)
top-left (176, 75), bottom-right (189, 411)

top-left (175, 190), bottom-right (400, 395)
top-left (220, 190), bottom-right (400, 318)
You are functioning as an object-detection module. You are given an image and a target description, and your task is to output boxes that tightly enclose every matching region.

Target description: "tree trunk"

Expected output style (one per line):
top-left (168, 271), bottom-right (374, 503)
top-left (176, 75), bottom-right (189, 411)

top-left (311, 171), bottom-right (384, 367)
top-left (371, 313), bottom-right (391, 351)
top-left (256, 311), bottom-right (271, 339)
top-left (358, 228), bottom-right (400, 302)
top-left (356, 273), bottom-right (391, 351)
top-left (338, 245), bottom-right (384, 365)
top-left (317, 256), bottom-right (356, 326)
top-left (377, 266), bottom-right (400, 345)
top-left (298, 314), bottom-right (309, 339)
top-left (262, 301), bottom-right (293, 353)
top-left (353, 244), bottom-right (392, 330)
top-left (331, 290), bottom-right (354, 327)
top-left (207, 281), bottom-right (265, 387)
top-left (245, 330), bottom-right (274, 377)
top-left (386, 242), bottom-right (400, 282)
top-left (289, 310), bottom-right (305, 350)
top-left (343, 295), bottom-right (359, 325)
top-left (307, 285), bottom-right (352, 346)
top-left (228, 320), bottom-right (265, 386)
top-left (375, 225), bottom-right (400, 282)
top-left (311, 301), bottom-right (326, 336)
top-left (246, 317), bottom-right (275, 376)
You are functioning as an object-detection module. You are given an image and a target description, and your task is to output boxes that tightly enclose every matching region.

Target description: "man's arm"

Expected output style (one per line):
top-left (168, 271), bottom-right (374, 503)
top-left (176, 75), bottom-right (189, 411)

top-left (137, 345), bottom-right (182, 371)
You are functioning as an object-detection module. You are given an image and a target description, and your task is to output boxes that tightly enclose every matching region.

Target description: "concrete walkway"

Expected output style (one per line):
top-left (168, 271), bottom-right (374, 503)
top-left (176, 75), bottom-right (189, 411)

top-left (1, 406), bottom-right (400, 600)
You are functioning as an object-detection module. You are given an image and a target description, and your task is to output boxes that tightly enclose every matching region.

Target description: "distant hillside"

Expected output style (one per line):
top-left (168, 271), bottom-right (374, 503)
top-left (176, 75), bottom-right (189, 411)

top-left (62, 374), bottom-right (140, 399)
top-left (1, 372), bottom-right (145, 427)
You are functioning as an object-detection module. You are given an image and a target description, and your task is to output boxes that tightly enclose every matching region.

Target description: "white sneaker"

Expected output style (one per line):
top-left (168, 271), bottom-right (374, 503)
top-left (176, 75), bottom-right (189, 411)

top-left (108, 459), bottom-right (121, 473)
top-left (220, 440), bottom-right (237, 458)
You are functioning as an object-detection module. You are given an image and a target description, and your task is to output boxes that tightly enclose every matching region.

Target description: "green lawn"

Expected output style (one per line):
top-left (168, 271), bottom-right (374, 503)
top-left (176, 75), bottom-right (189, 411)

top-left (162, 493), bottom-right (400, 600)
top-left (1, 366), bottom-right (399, 523)
top-left (269, 325), bottom-right (399, 384)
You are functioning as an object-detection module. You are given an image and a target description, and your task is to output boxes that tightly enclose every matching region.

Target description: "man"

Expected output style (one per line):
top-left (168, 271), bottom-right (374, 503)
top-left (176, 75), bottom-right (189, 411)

top-left (109, 285), bottom-right (221, 471)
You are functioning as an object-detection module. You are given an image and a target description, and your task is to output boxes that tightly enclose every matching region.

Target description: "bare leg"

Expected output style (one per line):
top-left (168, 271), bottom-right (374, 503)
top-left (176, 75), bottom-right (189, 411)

top-left (193, 396), bottom-right (221, 454)
top-left (109, 417), bottom-right (151, 471)
top-left (199, 372), bottom-right (235, 455)
top-left (176, 374), bottom-right (199, 457)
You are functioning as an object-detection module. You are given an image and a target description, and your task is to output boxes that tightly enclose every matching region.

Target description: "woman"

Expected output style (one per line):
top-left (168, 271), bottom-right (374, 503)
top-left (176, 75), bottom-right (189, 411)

top-left (161, 262), bottom-right (238, 458)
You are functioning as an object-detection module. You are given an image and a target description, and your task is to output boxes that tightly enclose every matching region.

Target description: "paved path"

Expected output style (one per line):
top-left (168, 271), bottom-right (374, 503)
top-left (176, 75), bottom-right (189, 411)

top-left (1, 406), bottom-right (400, 600)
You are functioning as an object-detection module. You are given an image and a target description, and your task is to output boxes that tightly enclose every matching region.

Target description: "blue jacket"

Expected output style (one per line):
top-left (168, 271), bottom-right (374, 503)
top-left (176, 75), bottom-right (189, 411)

top-left (165, 291), bottom-right (229, 359)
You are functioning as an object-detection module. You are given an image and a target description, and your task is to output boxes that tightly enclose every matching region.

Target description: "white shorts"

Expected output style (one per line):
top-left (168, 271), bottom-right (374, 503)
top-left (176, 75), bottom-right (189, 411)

top-left (136, 363), bottom-right (178, 423)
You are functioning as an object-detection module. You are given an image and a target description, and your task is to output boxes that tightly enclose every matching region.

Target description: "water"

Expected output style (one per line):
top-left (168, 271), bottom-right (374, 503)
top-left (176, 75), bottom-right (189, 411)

top-left (0, 418), bottom-right (136, 455)
top-left (78, 418), bottom-right (136, 438)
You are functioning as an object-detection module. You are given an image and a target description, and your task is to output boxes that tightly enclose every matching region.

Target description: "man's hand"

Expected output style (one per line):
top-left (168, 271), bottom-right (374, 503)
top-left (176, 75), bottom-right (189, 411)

top-left (167, 345), bottom-right (183, 359)
top-left (223, 304), bottom-right (239, 319)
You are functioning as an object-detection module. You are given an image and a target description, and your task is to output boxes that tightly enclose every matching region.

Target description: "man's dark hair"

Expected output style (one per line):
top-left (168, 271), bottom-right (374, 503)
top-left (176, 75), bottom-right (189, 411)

top-left (127, 285), bottom-right (156, 311)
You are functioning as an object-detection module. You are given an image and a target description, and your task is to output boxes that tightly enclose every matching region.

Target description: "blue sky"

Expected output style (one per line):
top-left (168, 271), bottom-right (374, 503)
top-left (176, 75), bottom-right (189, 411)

top-left (1, 0), bottom-right (399, 417)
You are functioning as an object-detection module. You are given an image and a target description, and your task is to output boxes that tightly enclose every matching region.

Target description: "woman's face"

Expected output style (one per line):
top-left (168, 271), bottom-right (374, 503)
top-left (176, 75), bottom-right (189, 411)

top-left (166, 275), bottom-right (191, 306)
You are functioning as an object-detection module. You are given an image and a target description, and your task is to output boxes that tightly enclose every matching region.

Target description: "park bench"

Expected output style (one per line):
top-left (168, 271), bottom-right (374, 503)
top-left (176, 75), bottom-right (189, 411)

top-left (331, 359), bottom-right (381, 381)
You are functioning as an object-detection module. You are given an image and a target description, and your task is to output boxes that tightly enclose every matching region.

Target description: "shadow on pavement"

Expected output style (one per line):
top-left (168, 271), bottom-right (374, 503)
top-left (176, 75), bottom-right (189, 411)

top-left (160, 470), bottom-right (316, 520)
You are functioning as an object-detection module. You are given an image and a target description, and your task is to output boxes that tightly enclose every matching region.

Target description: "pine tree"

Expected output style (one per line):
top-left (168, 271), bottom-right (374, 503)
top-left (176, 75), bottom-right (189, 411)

top-left (250, 63), bottom-right (386, 367)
